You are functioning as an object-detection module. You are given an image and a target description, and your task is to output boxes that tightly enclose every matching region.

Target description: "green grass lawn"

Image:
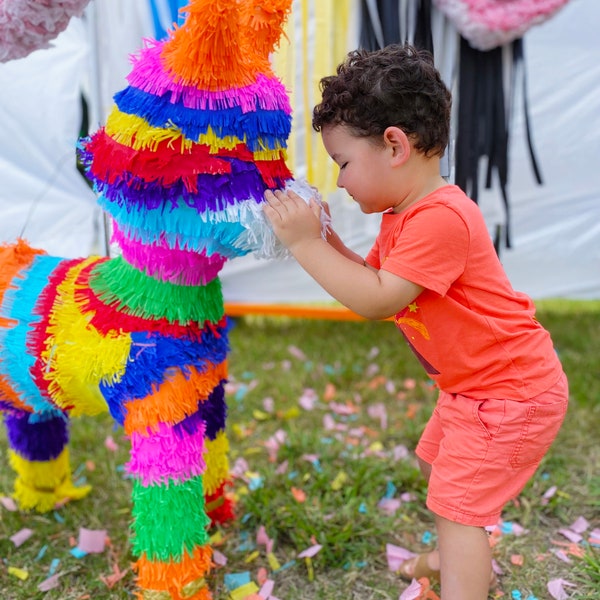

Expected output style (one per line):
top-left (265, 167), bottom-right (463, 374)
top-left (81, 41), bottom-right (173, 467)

top-left (0, 300), bottom-right (599, 599)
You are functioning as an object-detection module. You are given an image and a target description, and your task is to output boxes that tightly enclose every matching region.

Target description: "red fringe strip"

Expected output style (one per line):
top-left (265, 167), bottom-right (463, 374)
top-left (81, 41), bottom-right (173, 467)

top-left (27, 259), bottom-right (81, 402)
top-left (205, 480), bottom-right (236, 526)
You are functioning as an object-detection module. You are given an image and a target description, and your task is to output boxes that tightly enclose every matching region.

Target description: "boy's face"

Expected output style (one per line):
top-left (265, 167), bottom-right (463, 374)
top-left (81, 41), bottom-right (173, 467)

top-left (321, 124), bottom-right (403, 214)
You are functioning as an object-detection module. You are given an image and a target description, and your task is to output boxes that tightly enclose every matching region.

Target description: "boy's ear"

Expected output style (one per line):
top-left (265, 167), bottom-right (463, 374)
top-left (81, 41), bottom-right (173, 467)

top-left (383, 126), bottom-right (411, 166)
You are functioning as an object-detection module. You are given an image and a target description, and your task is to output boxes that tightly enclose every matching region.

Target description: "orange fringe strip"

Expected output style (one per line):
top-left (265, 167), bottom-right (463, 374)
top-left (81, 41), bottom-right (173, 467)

top-left (0, 239), bottom-right (46, 412)
top-left (123, 361), bottom-right (228, 436)
top-left (134, 545), bottom-right (213, 600)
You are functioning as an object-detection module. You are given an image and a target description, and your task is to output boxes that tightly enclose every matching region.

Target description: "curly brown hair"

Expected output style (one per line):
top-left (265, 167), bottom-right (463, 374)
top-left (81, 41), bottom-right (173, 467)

top-left (312, 44), bottom-right (452, 158)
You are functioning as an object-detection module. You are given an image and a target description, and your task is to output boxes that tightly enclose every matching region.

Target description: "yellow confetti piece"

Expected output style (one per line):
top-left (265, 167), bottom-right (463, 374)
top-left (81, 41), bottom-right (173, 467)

top-left (210, 531), bottom-right (224, 545)
top-left (331, 471), bottom-right (348, 491)
top-left (267, 552), bottom-right (281, 571)
top-left (305, 556), bottom-right (314, 582)
top-left (368, 441), bottom-right (384, 453)
top-left (281, 407), bottom-right (300, 420)
top-left (236, 485), bottom-right (249, 497)
top-left (243, 447), bottom-right (262, 456)
top-left (244, 550), bottom-right (260, 563)
top-left (229, 581), bottom-right (259, 600)
top-left (8, 566), bottom-right (29, 580)
top-left (252, 409), bottom-right (270, 421)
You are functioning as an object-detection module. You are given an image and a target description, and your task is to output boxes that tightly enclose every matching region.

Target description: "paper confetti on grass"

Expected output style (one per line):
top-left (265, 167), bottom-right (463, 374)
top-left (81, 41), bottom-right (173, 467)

top-left (10, 528), bottom-right (34, 547)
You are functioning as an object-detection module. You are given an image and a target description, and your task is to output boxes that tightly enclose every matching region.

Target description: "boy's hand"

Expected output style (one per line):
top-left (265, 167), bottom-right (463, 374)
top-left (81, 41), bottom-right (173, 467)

top-left (263, 189), bottom-right (323, 252)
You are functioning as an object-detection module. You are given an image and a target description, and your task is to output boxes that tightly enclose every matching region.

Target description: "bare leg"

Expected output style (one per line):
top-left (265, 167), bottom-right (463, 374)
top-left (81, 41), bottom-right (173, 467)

top-left (436, 514), bottom-right (491, 600)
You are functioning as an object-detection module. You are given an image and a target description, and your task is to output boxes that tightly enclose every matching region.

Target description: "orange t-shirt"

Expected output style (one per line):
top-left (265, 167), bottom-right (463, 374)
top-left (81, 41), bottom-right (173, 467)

top-left (365, 185), bottom-right (562, 400)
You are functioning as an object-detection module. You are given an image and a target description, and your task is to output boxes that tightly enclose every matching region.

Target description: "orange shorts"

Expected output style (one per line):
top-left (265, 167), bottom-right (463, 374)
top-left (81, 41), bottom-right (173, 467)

top-left (415, 372), bottom-right (568, 527)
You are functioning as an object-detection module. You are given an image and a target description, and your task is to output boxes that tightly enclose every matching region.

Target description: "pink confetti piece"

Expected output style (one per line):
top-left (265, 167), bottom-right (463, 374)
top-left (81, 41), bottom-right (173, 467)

top-left (298, 388), bottom-right (318, 410)
top-left (367, 346), bottom-right (380, 359)
top-left (541, 485), bottom-right (557, 505)
top-left (378, 498), bottom-right (402, 515)
top-left (104, 435), bottom-right (118, 452)
top-left (263, 397), bottom-right (275, 413)
top-left (547, 578), bottom-right (577, 600)
top-left (0, 496), bottom-right (17, 511)
top-left (392, 445), bottom-right (410, 461)
top-left (551, 548), bottom-right (572, 564)
top-left (275, 460), bottom-right (288, 475)
top-left (329, 402), bottom-right (356, 416)
top-left (386, 543), bottom-right (417, 572)
top-left (399, 578), bottom-right (423, 600)
top-left (77, 528), bottom-right (107, 554)
top-left (558, 528), bottom-right (583, 543)
top-left (287, 345), bottom-right (306, 360)
top-left (259, 579), bottom-right (275, 598)
top-left (212, 549), bottom-right (228, 566)
top-left (366, 363), bottom-right (380, 377)
top-left (323, 413), bottom-right (336, 431)
top-left (38, 573), bottom-right (62, 592)
top-left (10, 528), bottom-right (34, 547)
top-left (298, 544), bottom-right (322, 559)
top-left (367, 403), bottom-right (388, 429)
top-left (256, 526), bottom-right (271, 548)
top-left (569, 516), bottom-right (589, 534)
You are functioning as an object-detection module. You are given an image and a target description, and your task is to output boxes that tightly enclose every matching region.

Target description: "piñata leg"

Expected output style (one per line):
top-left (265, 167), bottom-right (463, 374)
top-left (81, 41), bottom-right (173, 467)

top-left (124, 367), bottom-right (229, 600)
top-left (3, 409), bottom-right (91, 512)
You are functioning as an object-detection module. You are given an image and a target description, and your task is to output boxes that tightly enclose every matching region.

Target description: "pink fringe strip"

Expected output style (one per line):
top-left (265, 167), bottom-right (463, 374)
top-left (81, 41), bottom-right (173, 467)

top-left (111, 223), bottom-right (226, 286)
top-left (126, 420), bottom-right (207, 486)
top-left (126, 39), bottom-right (292, 114)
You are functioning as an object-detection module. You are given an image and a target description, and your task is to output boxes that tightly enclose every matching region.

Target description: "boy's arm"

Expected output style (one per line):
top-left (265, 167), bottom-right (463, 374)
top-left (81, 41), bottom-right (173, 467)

top-left (264, 190), bottom-right (422, 319)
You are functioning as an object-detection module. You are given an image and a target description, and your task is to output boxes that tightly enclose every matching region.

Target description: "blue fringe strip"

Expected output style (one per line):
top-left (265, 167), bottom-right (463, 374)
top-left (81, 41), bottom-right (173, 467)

top-left (100, 324), bottom-right (230, 425)
top-left (97, 195), bottom-right (249, 258)
top-left (0, 255), bottom-right (65, 418)
top-left (173, 380), bottom-right (226, 441)
top-left (114, 86), bottom-right (292, 150)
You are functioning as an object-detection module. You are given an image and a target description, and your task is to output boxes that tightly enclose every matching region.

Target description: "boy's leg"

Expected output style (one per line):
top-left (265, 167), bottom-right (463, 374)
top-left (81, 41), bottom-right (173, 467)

top-left (436, 514), bottom-right (491, 600)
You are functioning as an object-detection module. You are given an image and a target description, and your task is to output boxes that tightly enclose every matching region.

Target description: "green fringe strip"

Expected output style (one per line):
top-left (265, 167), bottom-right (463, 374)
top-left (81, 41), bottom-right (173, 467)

top-left (131, 476), bottom-right (210, 561)
top-left (89, 256), bottom-right (224, 324)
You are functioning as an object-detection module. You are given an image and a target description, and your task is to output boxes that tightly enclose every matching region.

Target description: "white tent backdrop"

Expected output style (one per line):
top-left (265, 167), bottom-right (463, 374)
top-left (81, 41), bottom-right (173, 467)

top-left (0, 0), bottom-right (598, 300)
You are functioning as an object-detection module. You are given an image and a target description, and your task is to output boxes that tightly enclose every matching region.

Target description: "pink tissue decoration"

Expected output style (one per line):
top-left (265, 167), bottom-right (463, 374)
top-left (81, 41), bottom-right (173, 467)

top-left (126, 420), bottom-right (207, 486)
top-left (432, 0), bottom-right (571, 50)
top-left (0, 0), bottom-right (91, 62)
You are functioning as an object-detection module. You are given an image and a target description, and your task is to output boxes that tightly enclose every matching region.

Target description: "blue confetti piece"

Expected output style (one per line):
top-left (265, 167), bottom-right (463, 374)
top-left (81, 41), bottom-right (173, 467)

top-left (323, 365), bottom-right (336, 374)
top-left (303, 361), bottom-right (314, 371)
top-left (525, 595), bottom-right (539, 600)
top-left (34, 545), bottom-right (48, 561)
top-left (49, 558), bottom-right (60, 575)
top-left (248, 475), bottom-right (264, 491)
top-left (224, 572), bottom-right (251, 591)
top-left (384, 481), bottom-right (397, 499)
top-left (511, 591), bottom-right (522, 600)
top-left (358, 502), bottom-right (367, 514)
top-left (502, 521), bottom-right (514, 534)
top-left (235, 385), bottom-right (248, 401)
top-left (311, 459), bottom-right (322, 472)
top-left (320, 437), bottom-right (333, 444)
top-left (241, 514), bottom-right (252, 524)
top-left (53, 512), bottom-right (64, 524)
top-left (273, 560), bottom-right (296, 573)
top-left (236, 540), bottom-right (255, 553)
top-left (75, 476), bottom-right (88, 487)
top-left (288, 470), bottom-right (298, 479)
top-left (73, 463), bottom-right (86, 478)
top-left (70, 547), bottom-right (87, 559)
top-left (421, 531), bottom-right (433, 544)
top-left (241, 371), bottom-right (255, 380)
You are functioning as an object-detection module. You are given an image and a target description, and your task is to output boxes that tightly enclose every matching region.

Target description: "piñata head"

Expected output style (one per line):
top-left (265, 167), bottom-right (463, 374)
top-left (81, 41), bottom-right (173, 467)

top-left (79, 0), bottom-right (298, 285)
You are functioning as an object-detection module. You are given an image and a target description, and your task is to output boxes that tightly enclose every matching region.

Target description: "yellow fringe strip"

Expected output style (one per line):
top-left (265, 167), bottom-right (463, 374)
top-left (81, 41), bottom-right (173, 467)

top-left (106, 108), bottom-right (286, 161)
top-left (8, 448), bottom-right (91, 513)
top-left (134, 545), bottom-right (212, 599)
top-left (123, 361), bottom-right (228, 436)
top-left (202, 431), bottom-right (230, 497)
top-left (41, 257), bottom-right (131, 416)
